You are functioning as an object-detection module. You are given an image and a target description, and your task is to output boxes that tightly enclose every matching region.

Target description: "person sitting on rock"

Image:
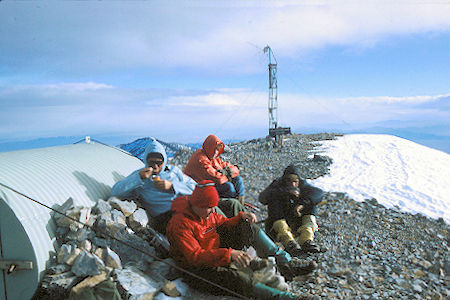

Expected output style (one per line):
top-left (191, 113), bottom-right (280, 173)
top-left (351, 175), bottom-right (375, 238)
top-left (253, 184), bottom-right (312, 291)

top-left (184, 134), bottom-right (245, 204)
top-left (166, 180), bottom-right (317, 300)
top-left (259, 164), bottom-right (326, 256)
top-left (111, 137), bottom-right (197, 234)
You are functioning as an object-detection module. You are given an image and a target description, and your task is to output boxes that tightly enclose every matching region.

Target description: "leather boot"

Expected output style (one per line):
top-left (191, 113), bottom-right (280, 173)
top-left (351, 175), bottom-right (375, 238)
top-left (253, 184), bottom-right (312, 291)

top-left (301, 240), bottom-right (324, 253)
top-left (284, 240), bottom-right (303, 257)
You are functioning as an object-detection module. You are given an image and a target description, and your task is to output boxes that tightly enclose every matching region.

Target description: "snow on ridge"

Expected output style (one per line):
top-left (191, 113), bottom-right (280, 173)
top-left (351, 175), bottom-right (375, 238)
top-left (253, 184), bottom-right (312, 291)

top-left (312, 134), bottom-right (450, 223)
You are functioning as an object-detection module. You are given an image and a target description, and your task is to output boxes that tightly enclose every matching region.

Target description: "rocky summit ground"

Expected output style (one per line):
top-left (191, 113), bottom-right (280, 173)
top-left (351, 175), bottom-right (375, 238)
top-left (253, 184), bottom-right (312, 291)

top-left (171, 133), bottom-right (449, 300)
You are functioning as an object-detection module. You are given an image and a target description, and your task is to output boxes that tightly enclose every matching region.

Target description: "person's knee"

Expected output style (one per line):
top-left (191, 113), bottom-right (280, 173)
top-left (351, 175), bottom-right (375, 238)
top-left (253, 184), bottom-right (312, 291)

top-left (232, 176), bottom-right (245, 195)
top-left (217, 182), bottom-right (236, 197)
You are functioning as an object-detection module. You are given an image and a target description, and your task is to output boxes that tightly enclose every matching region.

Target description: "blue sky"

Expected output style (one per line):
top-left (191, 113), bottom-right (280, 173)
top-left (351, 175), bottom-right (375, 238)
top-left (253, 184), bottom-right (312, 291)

top-left (0, 1), bottom-right (449, 152)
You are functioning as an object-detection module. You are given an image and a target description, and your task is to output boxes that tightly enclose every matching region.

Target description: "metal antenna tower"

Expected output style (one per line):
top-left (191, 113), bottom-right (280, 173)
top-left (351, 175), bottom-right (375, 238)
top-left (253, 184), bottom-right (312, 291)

top-left (264, 45), bottom-right (278, 130)
top-left (264, 45), bottom-right (290, 145)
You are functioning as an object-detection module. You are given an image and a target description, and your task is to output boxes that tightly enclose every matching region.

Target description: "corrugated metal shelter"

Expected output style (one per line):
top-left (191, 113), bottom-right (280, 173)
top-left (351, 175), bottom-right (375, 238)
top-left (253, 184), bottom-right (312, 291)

top-left (0, 142), bottom-right (144, 300)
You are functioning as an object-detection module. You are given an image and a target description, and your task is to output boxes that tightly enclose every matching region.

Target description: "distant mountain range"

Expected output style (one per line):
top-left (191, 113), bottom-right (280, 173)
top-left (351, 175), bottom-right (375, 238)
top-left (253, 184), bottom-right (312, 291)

top-left (0, 130), bottom-right (448, 154)
top-left (118, 137), bottom-right (202, 161)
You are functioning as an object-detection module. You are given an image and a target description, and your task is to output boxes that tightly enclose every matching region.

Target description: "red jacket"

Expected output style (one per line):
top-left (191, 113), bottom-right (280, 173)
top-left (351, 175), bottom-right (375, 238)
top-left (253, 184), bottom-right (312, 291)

top-left (166, 195), bottom-right (244, 268)
top-left (184, 135), bottom-right (239, 185)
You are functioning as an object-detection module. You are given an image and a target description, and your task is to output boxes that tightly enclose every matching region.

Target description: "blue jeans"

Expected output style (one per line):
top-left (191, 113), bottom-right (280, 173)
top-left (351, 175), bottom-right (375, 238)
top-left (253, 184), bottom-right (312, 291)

top-left (216, 175), bottom-right (245, 198)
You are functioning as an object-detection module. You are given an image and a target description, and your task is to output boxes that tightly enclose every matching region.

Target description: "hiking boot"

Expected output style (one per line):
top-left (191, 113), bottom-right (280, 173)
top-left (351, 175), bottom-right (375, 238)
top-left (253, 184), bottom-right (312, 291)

top-left (301, 240), bottom-right (326, 253)
top-left (285, 240), bottom-right (303, 257)
top-left (289, 257), bottom-right (317, 275)
top-left (277, 262), bottom-right (295, 281)
top-left (277, 258), bottom-right (316, 281)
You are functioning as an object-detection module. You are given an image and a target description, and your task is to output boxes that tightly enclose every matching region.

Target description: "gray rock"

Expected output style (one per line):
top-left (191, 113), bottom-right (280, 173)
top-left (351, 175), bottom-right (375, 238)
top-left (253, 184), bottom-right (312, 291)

top-left (94, 199), bottom-right (112, 215)
top-left (78, 240), bottom-right (92, 252)
top-left (65, 227), bottom-right (95, 243)
top-left (57, 244), bottom-right (81, 265)
top-left (109, 196), bottom-right (138, 217)
top-left (109, 227), bottom-right (155, 270)
top-left (115, 266), bottom-right (164, 299)
top-left (104, 247), bottom-right (122, 269)
top-left (54, 206), bottom-right (91, 232)
top-left (128, 208), bottom-right (149, 232)
top-left (39, 271), bottom-right (79, 299)
top-left (146, 258), bottom-right (179, 281)
top-left (71, 250), bottom-right (105, 276)
top-left (46, 264), bottom-right (71, 275)
top-left (111, 209), bottom-right (127, 225)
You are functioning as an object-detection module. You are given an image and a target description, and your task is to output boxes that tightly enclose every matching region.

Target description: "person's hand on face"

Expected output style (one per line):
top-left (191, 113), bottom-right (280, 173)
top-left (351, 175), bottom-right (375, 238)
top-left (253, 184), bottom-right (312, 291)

top-left (146, 157), bottom-right (164, 175)
top-left (212, 143), bottom-right (224, 159)
top-left (139, 167), bottom-right (154, 180)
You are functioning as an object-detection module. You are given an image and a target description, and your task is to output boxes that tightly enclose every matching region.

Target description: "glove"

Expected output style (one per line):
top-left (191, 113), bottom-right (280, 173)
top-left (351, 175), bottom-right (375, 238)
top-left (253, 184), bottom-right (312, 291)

top-left (281, 186), bottom-right (300, 202)
top-left (294, 204), bottom-right (304, 217)
top-left (218, 166), bottom-right (233, 179)
top-left (287, 186), bottom-right (300, 198)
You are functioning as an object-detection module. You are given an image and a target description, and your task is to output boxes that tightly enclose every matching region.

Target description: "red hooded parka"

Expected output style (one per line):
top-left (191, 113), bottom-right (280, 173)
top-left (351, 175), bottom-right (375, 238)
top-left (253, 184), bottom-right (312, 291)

top-left (184, 135), bottom-right (239, 185)
top-left (166, 195), bottom-right (244, 268)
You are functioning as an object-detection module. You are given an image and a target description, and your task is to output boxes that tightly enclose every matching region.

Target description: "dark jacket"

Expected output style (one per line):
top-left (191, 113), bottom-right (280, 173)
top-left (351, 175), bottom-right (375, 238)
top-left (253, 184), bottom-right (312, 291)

top-left (259, 165), bottom-right (324, 231)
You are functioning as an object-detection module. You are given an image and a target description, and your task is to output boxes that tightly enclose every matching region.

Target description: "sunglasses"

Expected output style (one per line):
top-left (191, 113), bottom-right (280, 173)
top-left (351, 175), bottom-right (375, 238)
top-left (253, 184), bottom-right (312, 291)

top-left (147, 159), bottom-right (163, 167)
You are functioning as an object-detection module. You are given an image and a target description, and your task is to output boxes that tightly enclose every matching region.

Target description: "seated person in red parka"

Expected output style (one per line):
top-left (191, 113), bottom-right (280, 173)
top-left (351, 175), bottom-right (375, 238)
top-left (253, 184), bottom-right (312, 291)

top-left (184, 134), bottom-right (245, 204)
top-left (166, 180), bottom-right (316, 300)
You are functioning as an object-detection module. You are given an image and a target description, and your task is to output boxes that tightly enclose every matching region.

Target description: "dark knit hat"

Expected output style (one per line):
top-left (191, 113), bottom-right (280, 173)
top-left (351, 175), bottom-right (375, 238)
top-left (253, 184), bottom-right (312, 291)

top-left (190, 180), bottom-right (219, 208)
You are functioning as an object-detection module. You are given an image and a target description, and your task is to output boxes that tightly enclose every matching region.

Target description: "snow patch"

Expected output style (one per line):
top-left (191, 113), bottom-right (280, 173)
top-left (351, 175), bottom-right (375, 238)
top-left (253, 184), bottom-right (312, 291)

top-left (312, 134), bottom-right (450, 223)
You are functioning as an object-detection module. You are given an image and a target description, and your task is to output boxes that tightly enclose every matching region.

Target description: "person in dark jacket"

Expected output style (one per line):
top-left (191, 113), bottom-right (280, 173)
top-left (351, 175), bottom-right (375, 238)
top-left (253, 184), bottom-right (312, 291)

top-left (166, 180), bottom-right (317, 300)
top-left (259, 165), bottom-right (325, 256)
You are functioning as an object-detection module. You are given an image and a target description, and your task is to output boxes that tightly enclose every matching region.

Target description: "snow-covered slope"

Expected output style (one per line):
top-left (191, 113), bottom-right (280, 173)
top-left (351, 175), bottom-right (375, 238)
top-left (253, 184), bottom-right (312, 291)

top-left (312, 134), bottom-right (450, 223)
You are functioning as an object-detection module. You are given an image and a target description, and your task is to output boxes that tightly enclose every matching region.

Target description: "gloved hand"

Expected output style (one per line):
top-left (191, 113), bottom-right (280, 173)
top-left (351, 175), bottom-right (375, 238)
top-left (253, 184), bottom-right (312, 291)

top-left (287, 186), bottom-right (300, 198)
top-left (281, 186), bottom-right (300, 203)
top-left (218, 166), bottom-right (233, 179)
top-left (294, 204), bottom-right (304, 216)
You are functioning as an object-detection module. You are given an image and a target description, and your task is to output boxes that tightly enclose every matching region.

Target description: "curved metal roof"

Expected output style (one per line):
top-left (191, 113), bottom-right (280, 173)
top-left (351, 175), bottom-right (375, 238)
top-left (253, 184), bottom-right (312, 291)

top-left (0, 142), bottom-right (143, 300)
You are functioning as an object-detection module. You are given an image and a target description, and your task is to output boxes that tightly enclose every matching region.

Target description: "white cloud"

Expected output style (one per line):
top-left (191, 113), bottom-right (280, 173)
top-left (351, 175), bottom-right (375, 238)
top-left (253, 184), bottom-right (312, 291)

top-left (42, 82), bottom-right (114, 92)
top-left (279, 92), bottom-right (450, 128)
top-left (1, 1), bottom-right (449, 74)
top-left (163, 90), bottom-right (263, 108)
top-left (1, 81), bottom-right (448, 143)
top-left (341, 93), bottom-right (450, 103)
